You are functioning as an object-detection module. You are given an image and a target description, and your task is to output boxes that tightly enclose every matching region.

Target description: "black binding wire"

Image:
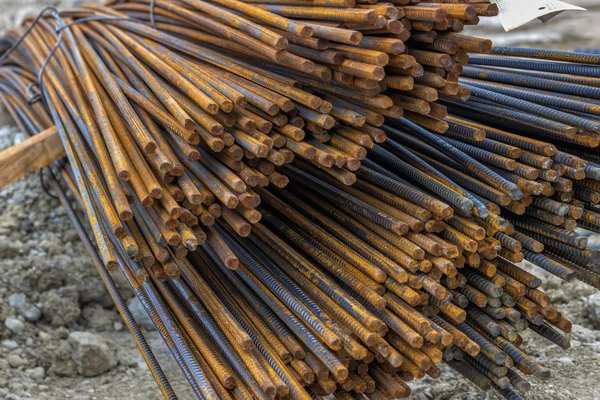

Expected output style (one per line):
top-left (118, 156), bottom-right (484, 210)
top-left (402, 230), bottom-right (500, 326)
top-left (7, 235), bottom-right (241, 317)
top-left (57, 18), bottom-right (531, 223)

top-left (25, 82), bottom-right (42, 105)
top-left (33, 14), bottom-right (142, 105)
top-left (39, 168), bottom-right (59, 200)
top-left (0, 7), bottom-right (142, 105)
top-left (0, 6), bottom-right (61, 66)
top-left (0, 7), bottom-right (62, 104)
top-left (55, 14), bottom-right (143, 32)
top-left (0, 8), bottom-right (141, 193)
top-left (150, 0), bottom-right (157, 29)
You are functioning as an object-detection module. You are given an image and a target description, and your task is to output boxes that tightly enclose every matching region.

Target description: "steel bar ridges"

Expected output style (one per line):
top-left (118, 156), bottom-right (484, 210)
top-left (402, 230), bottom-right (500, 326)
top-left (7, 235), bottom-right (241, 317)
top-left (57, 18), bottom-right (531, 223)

top-left (0, 78), bottom-right (577, 400)
top-left (3, 1), bottom-right (597, 400)
top-left (436, 48), bottom-right (600, 286)
top-left (0, 0), bottom-right (500, 242)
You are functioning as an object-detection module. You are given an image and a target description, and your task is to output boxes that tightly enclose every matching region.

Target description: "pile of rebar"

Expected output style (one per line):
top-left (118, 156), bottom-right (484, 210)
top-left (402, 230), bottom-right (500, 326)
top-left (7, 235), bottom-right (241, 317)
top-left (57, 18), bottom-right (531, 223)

top-left (442, 46), bottom-right (600, 286)
top-left (1, 1), bottom-right (600, 400)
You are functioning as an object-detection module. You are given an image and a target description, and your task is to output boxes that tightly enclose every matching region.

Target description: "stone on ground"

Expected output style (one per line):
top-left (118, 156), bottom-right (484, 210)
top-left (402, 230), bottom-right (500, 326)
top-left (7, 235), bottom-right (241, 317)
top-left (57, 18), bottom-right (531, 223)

top-left (68, 332), bottom-right (118, 377)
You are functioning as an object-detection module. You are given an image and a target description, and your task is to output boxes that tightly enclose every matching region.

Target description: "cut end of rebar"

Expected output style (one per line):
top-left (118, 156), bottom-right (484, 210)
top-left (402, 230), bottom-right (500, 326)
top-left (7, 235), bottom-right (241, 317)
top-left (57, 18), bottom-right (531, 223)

top-left (119, 209), bottom-right (133, 221)
top-left (535, 367), bottom-right (552, 382)
top-left (207, 103), bottom-right (219, 115)
top-left (170, 207), bottom-right (183, 220)
top-left (348, 31), bottom-right (362, 45)
top-left (117, 168), bottom-right (130, 180)
top-left (135, 269), bottom-right (149, 284)
top-left (333, 364), bottom-right (349, 382)
top-left (208, 123), bottom-right (224, 137)
top-left (159, 160), bottom-right (174, 173)
top-left (237, 224), bottom-right (251, 238)
top-left (301, 60), bottom-right (315, 74)
top-left (564, 270), bottom-right (578, 282)
top-left (212, 140), bottom-right (226, 153)
top-left (575, 236), bottom-right (589, 249)
top-left (507, 187), bottom-right (523, 201)
top-left (515, 381), bottom-right (532, 392)
top-left (150, 187), bottom-right (163, 199)
top-left (466, 344), bottom-right (481, 357)
top-left (273, 36), bottom-right (288, 50)
top-left (126, 243), bottom-right (139, 258)
top-left (167, 234), bottom-right (182, 247)
top-left (222, 100), bottom-right (235, 114)
top-left (494, 352), bottom-right (507, 366)
top-left (530, 277), bottom-right (542, 289)
top-left (187, 132), bottom-right (200, 145)
top-left (143, 142), bottom-right (157, 154)
top-left (105, 260), bottom-right (119, 272)
top-left (295, 25), bottom-right (313, 38)
top-left (141, 196), bottom-right (154, 208)
top-left (224, 196), bottom-right (239, 210)
top-left (184, 119), bottom-right (196, 131)
top-left (225, 256), bottom-right (239, 270)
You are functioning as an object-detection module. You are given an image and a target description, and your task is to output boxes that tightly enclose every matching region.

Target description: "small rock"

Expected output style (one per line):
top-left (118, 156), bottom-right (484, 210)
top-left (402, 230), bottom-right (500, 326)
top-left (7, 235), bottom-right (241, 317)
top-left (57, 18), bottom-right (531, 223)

top-left (77, 279), bottom-right (113, 308)
top-left (4, 394), bottom-right (21, 400)
top-left (585, 292), bottom-right (600, 329)
top-left (556, 357), bottom-right (574, 365)
top-left (118, 349), bottom-right (143, 368)
top-left (21, 307), bottom-right (41, 322)
top-left (81, 305), bottom-right (118, 332)
top-left (6, 294), bottom-right (39, 321)
top-left (571, 324), bottom-right (598, 343)
top-left (48, 340), bottom-right (77, 377)
top-left (68, 332), bottom-right (118, 377)
top-left (0, 241), bottom-right (20, 258)
top-left (54, 327), bottom-right (70, 340)
top-left (127, 297), bottom-right (155, 331)
top-left (25, 367), bottom-right (45, 382)
top-left (1, 341), bottom-right (18, 351)
top-left (36, 268), bottom-right (65, 292)
top-left (113, 322), bottom-right (123, 332)
top-left (38, 332), bottom-right (51, 342)
top-left (40, 287), bottom-right (80, 327)
top-left (48, 359), bottom-right (77, 378)
top-left (7, 355), bottom-right (26, 368)
top-left (4, 318), bottom-right (24, 334)
top-left (7, 380), bottom-right (23, 394)
top-left (7, 293), bottom-right (26, 310)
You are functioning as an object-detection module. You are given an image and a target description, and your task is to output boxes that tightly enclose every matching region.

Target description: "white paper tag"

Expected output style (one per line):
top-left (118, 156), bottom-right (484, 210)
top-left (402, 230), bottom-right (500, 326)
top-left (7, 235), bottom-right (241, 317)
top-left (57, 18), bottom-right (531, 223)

top-left (491, 0), bottom-right (586, 31)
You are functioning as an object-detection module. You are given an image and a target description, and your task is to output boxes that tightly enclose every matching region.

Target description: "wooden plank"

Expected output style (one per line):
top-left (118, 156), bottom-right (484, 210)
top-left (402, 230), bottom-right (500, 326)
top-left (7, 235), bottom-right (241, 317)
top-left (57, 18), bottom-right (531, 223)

top-left (0, 127), bottom-right (64, 189)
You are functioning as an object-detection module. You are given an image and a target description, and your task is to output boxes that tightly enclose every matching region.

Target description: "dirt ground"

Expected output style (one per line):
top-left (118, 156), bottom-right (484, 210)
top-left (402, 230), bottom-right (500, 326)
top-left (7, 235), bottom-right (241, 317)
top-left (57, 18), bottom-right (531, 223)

top-left (1, 1), bottom-right (600, 399)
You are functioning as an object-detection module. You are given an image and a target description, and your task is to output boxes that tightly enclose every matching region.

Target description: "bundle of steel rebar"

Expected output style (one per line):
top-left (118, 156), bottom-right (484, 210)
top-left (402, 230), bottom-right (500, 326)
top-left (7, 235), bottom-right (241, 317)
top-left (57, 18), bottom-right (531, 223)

top-left (291, 122), bottom-right (572, 400)
top-left (435, 46), bottom-right (600, 288)
top-left (1, 1), bottom-right (596, 400)
top-left (0, 0), bottom-right (499, 249)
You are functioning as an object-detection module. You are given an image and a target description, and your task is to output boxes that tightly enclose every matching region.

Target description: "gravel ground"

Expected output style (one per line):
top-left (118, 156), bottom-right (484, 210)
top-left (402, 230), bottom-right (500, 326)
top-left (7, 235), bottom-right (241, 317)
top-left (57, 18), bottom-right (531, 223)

top-left (1, 1), bottom-right (600, 399)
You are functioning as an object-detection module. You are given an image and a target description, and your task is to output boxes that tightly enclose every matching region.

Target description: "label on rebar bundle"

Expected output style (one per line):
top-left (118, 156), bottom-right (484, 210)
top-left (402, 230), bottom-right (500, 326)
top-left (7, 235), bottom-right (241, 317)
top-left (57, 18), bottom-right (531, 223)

top-left (492, 0), bottom-right (586, 31)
